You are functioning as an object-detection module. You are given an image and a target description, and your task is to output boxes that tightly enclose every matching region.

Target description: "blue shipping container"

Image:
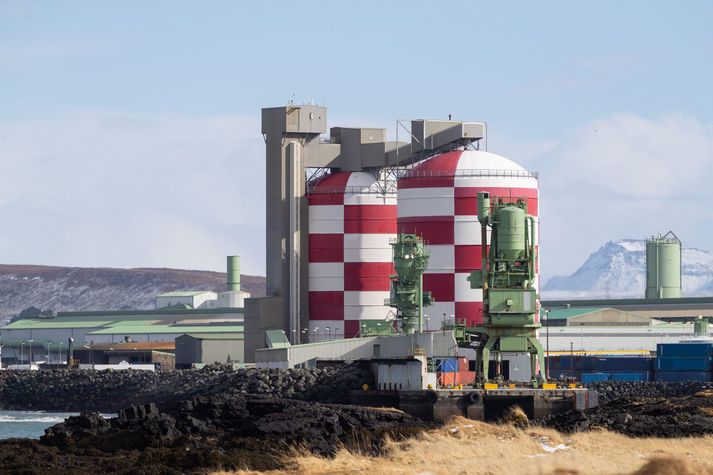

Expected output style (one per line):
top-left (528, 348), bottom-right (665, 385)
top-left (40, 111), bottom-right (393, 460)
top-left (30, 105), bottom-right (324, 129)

top-left (610, 372), bottom-right (650, 382)
top-left (592, 357), bottom-right (654, 372)
top-left (654, 371), bottom-right (713, 382)
top-left (582, 373), bottom-right (609, 384)
top-left (656, 357), bottom-right (712, 372)
top-left (549, 356), bottom-right (595, 371)
top-left (439, 358), bottom-right (458, 372)
top-left (657, 343), bottom-right (713, 358)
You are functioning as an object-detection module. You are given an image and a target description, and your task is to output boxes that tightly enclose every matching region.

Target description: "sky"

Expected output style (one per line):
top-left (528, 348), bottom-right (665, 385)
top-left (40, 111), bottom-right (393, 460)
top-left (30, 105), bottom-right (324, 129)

top-left (1, 1), bottom-right (712, 281)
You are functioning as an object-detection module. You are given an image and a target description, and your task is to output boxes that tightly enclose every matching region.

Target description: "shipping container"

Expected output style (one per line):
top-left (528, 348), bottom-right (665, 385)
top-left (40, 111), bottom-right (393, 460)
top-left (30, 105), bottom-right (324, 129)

top-left (459, 370), bottom-right (476, 385)
top-left (610, 372), bottom-right (650, 382)
top-left (582, 373), bottom-right (609, 384)
top-left (438, 358), bottom-right (458, 372)
top-left (438, 372), bottom-right (462, 386)
top-left (457, 357), bottom-right (469, 372)
top-left (657, 343), bottom-right (713, 358)
top-left (547, 356), bottom-right (595, 371)
top-left (592, 357), bottom-right (653, 372)
top-left (656, 357), bottom-right (712, 372)
top-left (654, 371), bottom-right (712, 382)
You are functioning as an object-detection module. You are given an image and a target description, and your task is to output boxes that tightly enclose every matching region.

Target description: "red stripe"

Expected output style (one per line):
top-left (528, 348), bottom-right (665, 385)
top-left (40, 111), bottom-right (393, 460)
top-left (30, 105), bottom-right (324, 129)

top-left (308, 234), bottom-right (344, 262)
top-left (309, 194), bottom-right (344, 205)
top-left (399, 176), bottom-right (455, 189)
top-left (454, 187), bottom-right (538, 217)
top-left (343, 320), bottom-right (361, 338)
top-left (308, 291), bottom-right (345, 320)
top-left (455, 301), bottom-right (484, 326)
top-left (455, 245), bottom-right (489, 272)
top-left (397, 216), bottom-right (454, 245)
top-left (344, 262), bottom-right (393, 291)
top-left (344, 205), bottom-right (397, 234)
top-left (423, 273), bottom-right (455, 302)
top-left (398, 151), bottom-right (461, 189)
top-left (308, 172), bottom-right (351, 205)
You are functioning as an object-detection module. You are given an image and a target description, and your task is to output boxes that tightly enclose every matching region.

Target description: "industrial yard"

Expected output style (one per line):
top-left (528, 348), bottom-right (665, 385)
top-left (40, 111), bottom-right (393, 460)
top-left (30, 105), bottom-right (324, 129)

top-left (3, 2), bottom-right (713, 474)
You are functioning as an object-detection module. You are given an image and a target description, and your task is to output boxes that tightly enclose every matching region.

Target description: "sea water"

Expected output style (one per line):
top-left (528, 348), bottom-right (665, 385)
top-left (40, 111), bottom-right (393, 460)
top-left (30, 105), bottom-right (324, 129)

top-left (0, 411), bottom-right (79, 439)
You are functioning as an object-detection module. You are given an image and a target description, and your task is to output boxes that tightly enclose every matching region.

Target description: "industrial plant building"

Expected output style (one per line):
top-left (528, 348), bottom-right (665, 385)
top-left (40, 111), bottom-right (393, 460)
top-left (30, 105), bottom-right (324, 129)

top-left (2, 103), bottom-right (711, 391)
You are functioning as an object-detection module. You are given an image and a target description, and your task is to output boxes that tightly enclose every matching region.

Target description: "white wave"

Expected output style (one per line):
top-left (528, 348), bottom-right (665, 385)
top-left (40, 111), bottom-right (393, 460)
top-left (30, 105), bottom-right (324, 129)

top-left (0, 415), bottom-right (66, 423)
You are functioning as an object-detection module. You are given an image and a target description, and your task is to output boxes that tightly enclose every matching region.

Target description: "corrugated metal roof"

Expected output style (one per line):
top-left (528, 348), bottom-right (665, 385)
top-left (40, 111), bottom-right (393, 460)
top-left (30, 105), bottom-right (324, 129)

top-left (178, 333), bottom-right (244, 340)
top-left (88, 341), bottom-right (176, 351)
top-left (541, 307), bottom-right (604, 320)
top-left (87, 324), bottom-right (243, 335)
top-left (2, 319), bottom-right (112, 329)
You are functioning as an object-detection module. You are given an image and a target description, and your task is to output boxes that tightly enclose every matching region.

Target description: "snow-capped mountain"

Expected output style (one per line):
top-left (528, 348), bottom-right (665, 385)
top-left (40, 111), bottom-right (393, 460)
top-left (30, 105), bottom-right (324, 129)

top-left (542, 239), bottom-right (713, 300)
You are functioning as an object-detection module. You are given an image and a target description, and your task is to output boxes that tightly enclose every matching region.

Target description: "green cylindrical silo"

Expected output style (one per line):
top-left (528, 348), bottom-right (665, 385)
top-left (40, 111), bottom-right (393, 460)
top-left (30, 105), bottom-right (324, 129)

top-left (227, 255), bottom-right (240, 291)
top-left (497, 206), bottom-right (526, 260)
top-left (645, 233), bottom-right (681, 299)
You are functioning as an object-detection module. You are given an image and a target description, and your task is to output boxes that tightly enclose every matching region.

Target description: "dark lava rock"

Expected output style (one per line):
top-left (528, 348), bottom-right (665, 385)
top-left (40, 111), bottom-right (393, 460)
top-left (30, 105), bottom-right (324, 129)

top-left (0, 393), bottom-right (428, 474)
top-left (542, 393), bottom-right (713, 438)
top-left (0, 363), bottom-right (374, 413)
top-left (586, 381), bottom-right (713, 403)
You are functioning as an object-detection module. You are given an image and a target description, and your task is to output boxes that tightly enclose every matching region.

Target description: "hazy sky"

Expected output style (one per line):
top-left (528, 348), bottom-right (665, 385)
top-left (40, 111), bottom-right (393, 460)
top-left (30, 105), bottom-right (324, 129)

top-left (1, 1), bottom-right (712, 281)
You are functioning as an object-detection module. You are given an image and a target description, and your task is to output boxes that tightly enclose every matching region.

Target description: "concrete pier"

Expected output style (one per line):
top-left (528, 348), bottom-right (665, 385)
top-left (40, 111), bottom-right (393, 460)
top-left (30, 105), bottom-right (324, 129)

top-left (352, 387), bottom-right (598, 422)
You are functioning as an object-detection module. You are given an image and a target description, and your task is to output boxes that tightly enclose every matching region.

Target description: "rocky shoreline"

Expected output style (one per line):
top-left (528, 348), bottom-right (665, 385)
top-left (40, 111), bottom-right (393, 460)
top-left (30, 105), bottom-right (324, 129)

top-left (0, 393), bottom-right (427, 473)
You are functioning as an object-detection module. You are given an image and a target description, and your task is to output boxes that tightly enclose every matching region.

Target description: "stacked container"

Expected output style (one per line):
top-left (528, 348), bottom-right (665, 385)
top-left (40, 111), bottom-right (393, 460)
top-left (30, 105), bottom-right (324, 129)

top-left (307, 171), bottom-right (397, 339)
top-left (655, 343), bottom-right (713, 382)
top-left (548, 355), bottom-right (654, 382)
top-left (397, 150), bottom-right (539, 330)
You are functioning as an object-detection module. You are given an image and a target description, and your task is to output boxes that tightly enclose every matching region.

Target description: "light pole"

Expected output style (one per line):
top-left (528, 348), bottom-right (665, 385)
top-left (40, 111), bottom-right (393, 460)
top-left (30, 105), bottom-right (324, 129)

top-left (301, 329), bottom-right (307, 344)
top-left (20, 342), bottom-right (25, 365)
top-left (325, 326), bottom-right (331, 341)
top-left (544, 308), bottom-right (550, 380)
top-left (47, 342), bottom-right (51, 364)
top-left (291, 329), bottom-right (297, 345)
top-left (28, 339), bottom-right (34, 367)
top-left (313, 327), bottom-right (319, 343)
top-left (334, 326), bottom-right (340, 340)
top-left (424, 315), bottom-right (429, 331)
top-left (361, 323), bottom-right (367, 337)
top-left (58, 342), bottom-right (63, 365)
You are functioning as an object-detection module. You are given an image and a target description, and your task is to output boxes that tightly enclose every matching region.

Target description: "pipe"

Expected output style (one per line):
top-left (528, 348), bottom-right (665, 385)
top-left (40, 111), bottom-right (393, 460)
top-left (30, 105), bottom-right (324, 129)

top-left (527, 216), bottom-right (536, 284)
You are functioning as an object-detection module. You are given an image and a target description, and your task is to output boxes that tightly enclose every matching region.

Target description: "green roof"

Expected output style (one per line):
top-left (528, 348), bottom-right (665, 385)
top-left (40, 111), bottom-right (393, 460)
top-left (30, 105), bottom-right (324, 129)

top-left (540, 307), bottom-right (603, 320)
top-left (180, 333), bottom-right (244, 340)
top-left (2, 319), bottom-right (112, 330)
top-left (88, 324), bottom-right (243, 335)
top-left (157, 291), bottom-right (214, 298)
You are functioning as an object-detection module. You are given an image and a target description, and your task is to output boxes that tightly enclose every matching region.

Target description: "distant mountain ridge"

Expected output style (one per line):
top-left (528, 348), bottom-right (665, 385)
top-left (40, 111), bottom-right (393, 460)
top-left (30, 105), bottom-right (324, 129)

top-left (542, 239), bottom-right (713, 300)
top-left (0, 264), bottom-right (266, 323)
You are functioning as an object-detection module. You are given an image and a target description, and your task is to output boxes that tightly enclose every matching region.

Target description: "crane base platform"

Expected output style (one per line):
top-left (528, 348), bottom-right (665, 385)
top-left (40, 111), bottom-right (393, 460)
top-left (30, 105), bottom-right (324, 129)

top-left (351, 387), bottom-right (598, 422)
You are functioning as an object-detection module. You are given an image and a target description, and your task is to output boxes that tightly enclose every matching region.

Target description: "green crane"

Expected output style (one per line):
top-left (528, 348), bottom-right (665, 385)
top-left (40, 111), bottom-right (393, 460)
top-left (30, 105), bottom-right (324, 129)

top-left (388, 234), bottom-right (433, 334)
top-left (454, 192), bottom-right (545, 387)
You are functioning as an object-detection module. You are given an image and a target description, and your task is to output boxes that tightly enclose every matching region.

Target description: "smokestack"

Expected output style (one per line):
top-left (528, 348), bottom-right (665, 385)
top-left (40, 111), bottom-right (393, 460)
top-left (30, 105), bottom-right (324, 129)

top-left (227, 255), bottom-right (240, 292)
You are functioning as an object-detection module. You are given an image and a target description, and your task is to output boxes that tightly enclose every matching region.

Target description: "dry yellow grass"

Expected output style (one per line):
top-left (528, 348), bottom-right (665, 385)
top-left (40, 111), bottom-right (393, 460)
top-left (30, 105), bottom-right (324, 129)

top-left (217, 416), bottom-right (713, 475)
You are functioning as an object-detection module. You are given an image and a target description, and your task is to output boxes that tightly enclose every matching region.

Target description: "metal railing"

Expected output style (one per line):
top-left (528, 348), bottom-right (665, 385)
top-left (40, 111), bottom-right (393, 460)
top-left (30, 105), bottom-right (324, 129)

top-left (399, 168), bottom-right (538, 180)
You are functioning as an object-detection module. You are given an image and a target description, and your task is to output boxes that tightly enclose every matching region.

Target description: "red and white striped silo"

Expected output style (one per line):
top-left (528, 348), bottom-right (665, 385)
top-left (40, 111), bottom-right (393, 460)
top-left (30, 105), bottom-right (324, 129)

top-left (307, 171), bottom-right (397, 340)
top-left (397, 149), bottom-right (539, 330)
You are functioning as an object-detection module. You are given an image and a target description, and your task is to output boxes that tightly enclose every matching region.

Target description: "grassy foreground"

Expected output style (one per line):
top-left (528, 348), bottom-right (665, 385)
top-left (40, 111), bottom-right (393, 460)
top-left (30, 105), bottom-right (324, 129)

top-left (221, 416), bottom-right (713, 475)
